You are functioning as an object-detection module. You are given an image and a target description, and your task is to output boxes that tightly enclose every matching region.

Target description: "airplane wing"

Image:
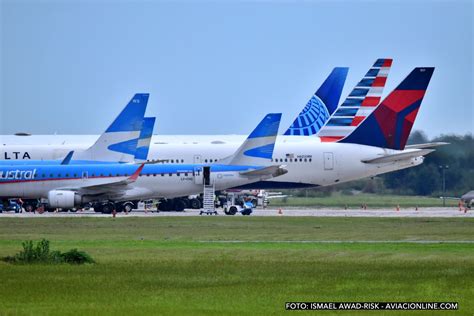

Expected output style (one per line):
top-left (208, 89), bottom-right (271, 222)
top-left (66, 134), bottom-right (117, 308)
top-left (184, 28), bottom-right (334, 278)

top-left (362, 149), bottom-right (434, 164)
top-left (240, 165), bottom-right (288, 178)
top-left (61, 164), bottom-right (144, 196)
top-left (404, 142), bottom-right (449, 149)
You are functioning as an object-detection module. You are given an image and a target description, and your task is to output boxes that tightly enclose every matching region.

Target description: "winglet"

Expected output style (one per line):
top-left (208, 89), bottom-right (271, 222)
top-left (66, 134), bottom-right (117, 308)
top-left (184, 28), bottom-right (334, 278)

top-left (129, 163), bottom-right (145, 182)
top-left (60, 151), bottom-right (74, 165)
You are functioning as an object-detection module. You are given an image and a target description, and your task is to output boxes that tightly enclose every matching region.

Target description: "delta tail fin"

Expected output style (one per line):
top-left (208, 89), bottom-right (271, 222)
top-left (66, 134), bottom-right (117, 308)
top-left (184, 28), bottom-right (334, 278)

top-left (134, 117), bottom-right (156, 162)
top-left (340, 67), bottom-right (435, 150)
top-left (221, 113), bottom-right (282, 166)
top-left (318, 58), bottom-right (393, 142)
top-left (73, 93), bottom-right (149, 163)
top-left (284, 67), bottom-right (348, 136)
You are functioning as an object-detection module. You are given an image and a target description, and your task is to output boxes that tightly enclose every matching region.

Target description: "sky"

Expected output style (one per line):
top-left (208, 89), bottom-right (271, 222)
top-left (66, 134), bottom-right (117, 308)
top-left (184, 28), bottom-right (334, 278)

top-left (0, 0), bottom-right (473, 138)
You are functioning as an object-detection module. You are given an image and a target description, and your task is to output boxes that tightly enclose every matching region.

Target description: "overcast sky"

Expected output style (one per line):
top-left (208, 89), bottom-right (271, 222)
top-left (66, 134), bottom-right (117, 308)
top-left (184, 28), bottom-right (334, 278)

top-left (1, 0), bottom-right (472, 138)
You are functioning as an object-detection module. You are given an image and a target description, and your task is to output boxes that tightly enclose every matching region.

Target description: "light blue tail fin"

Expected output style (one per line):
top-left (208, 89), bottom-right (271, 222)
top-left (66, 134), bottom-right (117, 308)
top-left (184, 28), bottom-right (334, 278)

top-left (74, 93), bottom-right (149, 163)
top-left (221, 113), bottom-right (282, 166)
top-left (284, 67), bottom-right (348, 136)
top-left (134, 117), bottom-right (156, 162)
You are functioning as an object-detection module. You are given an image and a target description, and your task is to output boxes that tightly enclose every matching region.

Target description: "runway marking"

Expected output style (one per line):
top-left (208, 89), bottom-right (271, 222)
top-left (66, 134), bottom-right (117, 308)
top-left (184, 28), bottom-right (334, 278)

top-left (199, 240), bottom-right (474, 244)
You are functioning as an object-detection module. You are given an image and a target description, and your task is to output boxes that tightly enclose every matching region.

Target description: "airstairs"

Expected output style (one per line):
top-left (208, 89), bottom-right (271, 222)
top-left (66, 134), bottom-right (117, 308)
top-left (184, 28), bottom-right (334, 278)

top-left (200, 183), bottom-right (217, 215)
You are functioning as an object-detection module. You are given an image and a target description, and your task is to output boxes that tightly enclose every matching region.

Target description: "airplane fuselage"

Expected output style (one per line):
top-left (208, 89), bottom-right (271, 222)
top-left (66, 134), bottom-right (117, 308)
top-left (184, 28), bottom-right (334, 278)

top-left (0, 134), bottom-right (424, 189)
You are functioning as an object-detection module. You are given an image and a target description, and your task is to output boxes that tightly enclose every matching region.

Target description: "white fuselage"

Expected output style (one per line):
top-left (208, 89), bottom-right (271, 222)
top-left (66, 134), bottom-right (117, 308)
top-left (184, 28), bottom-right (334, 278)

top-left (0, 134), bottom-right (423, 189)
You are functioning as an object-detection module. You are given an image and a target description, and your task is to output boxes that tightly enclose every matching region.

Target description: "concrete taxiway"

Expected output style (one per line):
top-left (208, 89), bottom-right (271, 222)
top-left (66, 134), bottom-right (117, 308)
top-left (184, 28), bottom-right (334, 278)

top-left (0, 207), bottom-right (472, 217)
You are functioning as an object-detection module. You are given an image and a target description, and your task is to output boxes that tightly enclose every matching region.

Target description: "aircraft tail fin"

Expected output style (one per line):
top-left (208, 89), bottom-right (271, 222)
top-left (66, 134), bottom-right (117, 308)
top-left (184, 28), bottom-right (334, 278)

top-left (74, 93), bottom-right (149, 163)
top-left (221, 113), bottom-right (282, 166)
top-left (134, 117), bottom-right (156, 162)
top-left (340, 67), bottom-right (435, 150)
top-left (318, 58), bottom-right (393, 142)
top-left (284, 67), bottom-right (348, 136)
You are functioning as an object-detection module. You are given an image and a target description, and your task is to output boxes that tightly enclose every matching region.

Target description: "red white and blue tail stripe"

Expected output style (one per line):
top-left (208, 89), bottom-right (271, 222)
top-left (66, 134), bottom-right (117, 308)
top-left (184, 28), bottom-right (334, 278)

top-left (318, 59), bottom-right (392, 142)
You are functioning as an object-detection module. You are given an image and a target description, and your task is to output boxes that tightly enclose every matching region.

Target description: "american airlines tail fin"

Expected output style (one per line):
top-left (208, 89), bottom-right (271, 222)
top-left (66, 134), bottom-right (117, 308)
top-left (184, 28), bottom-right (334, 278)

top-left (221, 113), bottom-right (282, 166)
top-left (134, 117), bottom-right (156, 162)
top-left (340, 67), bottom-right (435, 150)
top-left (284, 67), bottom-right (348, 136)
top-left (74, 93), bottom-right (149, 163)
top-left (318, 58), bottom-right (393, 142)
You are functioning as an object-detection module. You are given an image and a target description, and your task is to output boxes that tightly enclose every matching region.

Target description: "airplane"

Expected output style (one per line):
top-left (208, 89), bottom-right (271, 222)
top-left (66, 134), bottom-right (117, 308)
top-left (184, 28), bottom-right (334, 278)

top-left (285, 58), bottom-right (392, 138)
top-left (0, 94), bottom-right (154, 165)
top-left (0, 114), bottom-right (287, 213)
top-left (0, 66), bottom-right (436, 201)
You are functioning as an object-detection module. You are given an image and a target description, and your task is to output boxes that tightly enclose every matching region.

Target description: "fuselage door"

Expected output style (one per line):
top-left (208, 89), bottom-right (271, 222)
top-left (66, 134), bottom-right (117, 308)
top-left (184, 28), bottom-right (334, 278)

top-left (203, 166), bottom-right (211, 186)
top-left (194, 166), bottom-right (202, 185)
top-left (323, 152), bottom-right (334, 170)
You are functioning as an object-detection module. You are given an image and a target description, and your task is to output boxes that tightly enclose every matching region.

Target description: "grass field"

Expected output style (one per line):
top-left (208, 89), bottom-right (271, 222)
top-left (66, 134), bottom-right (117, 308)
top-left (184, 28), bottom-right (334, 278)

top-left (269, 193), bottom-right (458, 208)
top-left (0, 217), bottom-right (473, 315)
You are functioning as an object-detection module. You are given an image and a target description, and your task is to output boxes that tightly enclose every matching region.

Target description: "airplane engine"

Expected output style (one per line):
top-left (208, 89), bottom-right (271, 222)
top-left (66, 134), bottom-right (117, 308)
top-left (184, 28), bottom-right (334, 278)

top-left (47, 190), bottom-right (82, 208)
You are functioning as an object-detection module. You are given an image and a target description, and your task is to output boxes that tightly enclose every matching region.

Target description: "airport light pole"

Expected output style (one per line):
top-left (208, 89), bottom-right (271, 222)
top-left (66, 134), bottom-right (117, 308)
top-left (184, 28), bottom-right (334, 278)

top-left (439, 165), bottom-right (449, 207)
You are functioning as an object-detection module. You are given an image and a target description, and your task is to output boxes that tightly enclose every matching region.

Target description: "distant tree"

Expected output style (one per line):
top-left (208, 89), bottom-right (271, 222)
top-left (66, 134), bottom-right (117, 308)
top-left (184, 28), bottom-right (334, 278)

top-left (407, 130), bottom-right (429, 145)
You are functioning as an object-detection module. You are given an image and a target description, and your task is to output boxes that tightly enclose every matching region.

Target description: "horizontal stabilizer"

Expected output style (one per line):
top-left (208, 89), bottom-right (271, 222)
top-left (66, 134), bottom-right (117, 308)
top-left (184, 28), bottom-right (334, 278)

top-left (405, 142), bottom-right (449, 149)
top-left (239, 165), bottom-right (288, 178)
top-left (362, 149), bottom-right (434, 164)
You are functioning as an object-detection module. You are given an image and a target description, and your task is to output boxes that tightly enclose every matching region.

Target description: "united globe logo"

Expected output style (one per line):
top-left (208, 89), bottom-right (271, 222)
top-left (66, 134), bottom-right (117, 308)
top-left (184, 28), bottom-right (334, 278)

top-left (285, 94), bottom-right (329, 136)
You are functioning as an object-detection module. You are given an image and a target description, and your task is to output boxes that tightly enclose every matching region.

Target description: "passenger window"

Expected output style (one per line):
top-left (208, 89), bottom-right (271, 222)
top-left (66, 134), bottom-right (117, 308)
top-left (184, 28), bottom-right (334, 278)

top-left (304, 158), bottom-right (307, 162)
top-left (205, 159), bottom-right (208, 163)
top-left (181, 159), bottom-right (184, 163)
top-left (285, 159), bottom-right (288, 162)
top-left (177, 173), bottom-right (180, 176)
top-left (161, 174), bottom-right (164, 177)
top-left (169, 173), bottom-right (172, 176)
top-left (309, 158), bottom-right (312, 162)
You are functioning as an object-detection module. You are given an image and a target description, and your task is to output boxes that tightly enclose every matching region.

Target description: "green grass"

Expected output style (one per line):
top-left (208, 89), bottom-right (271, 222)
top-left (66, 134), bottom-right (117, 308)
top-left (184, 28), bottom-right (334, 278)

top-left (0, 217), bottom-right (473, 315)
top-left (269, 193), bottom-right (458, 208)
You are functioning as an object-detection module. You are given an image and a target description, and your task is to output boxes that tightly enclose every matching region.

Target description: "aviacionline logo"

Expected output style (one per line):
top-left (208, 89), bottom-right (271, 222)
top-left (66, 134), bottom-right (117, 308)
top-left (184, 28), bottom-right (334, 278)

top-left (0, 169), bottom-right (37, 180)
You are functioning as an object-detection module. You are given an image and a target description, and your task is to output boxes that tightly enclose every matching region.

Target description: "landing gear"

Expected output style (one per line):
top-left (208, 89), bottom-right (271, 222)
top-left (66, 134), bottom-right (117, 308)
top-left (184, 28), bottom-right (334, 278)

top-left (190, 198), bottom-right (201, 209)
top-left (101, 202), bottom-right (116, 214)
